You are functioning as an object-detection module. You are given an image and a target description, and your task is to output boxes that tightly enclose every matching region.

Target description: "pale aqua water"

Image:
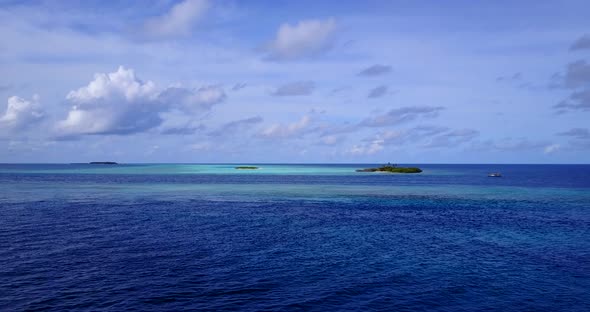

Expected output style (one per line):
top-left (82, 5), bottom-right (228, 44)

top-left (0, 163), bottom-right (461, 175)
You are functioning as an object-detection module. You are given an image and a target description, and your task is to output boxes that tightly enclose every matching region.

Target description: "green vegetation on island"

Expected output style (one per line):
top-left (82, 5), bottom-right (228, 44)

top-left (89, 162), bottom-right (118, 165)
top-left (235, 166), bottom-right (259, 170)
top-left (356, 163), bottom-right (422, 173)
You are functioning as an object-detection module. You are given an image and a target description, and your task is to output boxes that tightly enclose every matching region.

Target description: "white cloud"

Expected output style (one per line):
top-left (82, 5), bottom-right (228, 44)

top-left (144, 0), bottom-right (210, 38)
top-left (57, 66), bottom-right (225, 136)
top-left (266, 18), bottom-right (336, 60)
top-left (58, 66), bottom-right (161, 136)
top-left (67, 67), bottom-right (158, 103)
top-left (0, 95), bottom-right (44, 130)
top-left (260, 115), bottom-right (311, 138)
top-left (544, 144), bottom-right (560, 154)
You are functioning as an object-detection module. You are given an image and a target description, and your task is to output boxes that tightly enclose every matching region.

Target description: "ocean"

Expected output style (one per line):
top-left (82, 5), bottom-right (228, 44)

top-left (1, 164), bottom-right (589, 311)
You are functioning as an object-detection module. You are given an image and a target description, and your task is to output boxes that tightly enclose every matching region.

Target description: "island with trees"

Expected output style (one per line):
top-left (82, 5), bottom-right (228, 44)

top-left (235, 166), bottom-right (259, 170)
top-left (356, 163), bottom-right (422, 173)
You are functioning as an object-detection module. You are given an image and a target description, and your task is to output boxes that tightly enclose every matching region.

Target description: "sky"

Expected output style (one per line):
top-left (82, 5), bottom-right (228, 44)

top-left (0, 0), bottom-right (589, 163)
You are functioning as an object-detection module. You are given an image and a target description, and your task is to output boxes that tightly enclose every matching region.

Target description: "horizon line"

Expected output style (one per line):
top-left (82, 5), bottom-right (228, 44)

top-left (1, 162), bottom-right (589, 165)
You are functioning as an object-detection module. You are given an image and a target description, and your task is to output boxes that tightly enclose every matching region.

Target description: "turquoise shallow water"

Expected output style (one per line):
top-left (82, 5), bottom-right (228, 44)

top-left (0, 163), bottom-right (457, 175)
top-left (1, 164), bottom-right (589, 311)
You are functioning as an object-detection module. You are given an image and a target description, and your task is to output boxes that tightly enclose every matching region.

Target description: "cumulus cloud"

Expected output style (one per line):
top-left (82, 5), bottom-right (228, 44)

top-left (357, 64), bottom-right (392, 77)
top-left (272, 81), bottom-right (315, 96)
top-left (266, 18), bottom-right (336, 60)
top-left (259, 115), bottom-right (311, 138)
top-left (144, 0), bottom-right (210, 38)
top-left (367, 85), bottom-right (388, 98)
top-left (360, 106), bottom-right (444, 127)
top-left (0, 95), bottom-right (44, 130)
top-left (56, 66), bottom-right (225, 136)
top-left (57, 67), bottom-right (161, 135)
top-left (570, 34), bottom-right (590, 51)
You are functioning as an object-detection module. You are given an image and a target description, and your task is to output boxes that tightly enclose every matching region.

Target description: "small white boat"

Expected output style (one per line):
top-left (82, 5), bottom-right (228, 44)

top-left (488, 172), bottom-right (502, 177)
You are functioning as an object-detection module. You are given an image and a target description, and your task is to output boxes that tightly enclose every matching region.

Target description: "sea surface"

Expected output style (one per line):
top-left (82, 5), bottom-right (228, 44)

top-left (0, 164), bottom-right (589, 311)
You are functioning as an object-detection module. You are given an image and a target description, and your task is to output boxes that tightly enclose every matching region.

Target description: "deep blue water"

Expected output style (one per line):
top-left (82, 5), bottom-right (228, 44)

top-left (1, 164), bottom-right (589, 311)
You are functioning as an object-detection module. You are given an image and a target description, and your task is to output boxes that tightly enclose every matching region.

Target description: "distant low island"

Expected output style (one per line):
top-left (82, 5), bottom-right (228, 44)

top-left (235, 166), bottom-right (259, 170)
top-left (356, 164), bottom-right (422, 173)
top-left (89, 162), bottom-right (118, 165)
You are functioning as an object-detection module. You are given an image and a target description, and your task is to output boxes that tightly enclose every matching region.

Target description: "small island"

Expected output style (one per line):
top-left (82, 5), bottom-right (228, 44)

top-left (89, 162), bottom-right (118, 165)
top-left (235, 166), bottom-right (259, 170)
top-left (356, 163), bottom-right (422, 173)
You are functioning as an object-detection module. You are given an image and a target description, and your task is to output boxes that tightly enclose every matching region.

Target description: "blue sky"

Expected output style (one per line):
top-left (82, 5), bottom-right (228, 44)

top-left (0, 0), bottom-right (589, 163)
